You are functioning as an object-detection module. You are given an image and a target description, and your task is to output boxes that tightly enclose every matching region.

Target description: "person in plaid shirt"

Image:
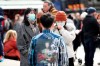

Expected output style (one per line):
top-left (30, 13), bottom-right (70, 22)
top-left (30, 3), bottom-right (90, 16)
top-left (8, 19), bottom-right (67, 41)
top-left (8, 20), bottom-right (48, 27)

top-left (28, 13), bottom-right (68, 66)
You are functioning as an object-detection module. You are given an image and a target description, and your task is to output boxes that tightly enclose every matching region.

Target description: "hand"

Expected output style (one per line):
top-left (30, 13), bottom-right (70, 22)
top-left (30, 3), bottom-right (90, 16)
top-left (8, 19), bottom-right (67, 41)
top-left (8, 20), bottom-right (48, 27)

top-left (57, 25), bottom-right (63, 30)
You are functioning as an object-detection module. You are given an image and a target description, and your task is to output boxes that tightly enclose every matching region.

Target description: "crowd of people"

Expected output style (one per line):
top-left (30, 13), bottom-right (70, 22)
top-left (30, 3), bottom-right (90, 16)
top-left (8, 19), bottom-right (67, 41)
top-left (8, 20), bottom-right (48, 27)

top-left (0, 1), bottom-right (100, 66)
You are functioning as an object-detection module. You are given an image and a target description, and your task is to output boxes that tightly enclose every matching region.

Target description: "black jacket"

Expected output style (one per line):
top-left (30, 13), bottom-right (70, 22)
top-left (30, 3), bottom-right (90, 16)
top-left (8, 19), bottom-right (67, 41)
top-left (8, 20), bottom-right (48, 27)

top-left (82, 15), bottom-right (100, 37)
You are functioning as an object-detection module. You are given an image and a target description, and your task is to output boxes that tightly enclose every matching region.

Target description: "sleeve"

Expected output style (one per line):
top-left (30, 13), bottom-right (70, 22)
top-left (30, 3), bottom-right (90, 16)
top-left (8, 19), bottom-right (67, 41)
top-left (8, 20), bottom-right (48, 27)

top-left (58, 37), bottom-right (69, 66)
top-left (92, 18), bottom-right (100, 34)
top-left (15, 25), bottom-right (28, 56)
top-left (59, 23), bottom-right (76, 45)
top-left (28, 38), bottom-right (36, 66)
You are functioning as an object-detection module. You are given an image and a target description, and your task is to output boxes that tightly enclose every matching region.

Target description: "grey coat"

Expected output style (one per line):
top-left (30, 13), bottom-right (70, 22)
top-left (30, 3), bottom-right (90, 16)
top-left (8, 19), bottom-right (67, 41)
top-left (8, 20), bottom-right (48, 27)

top-left (15, 23), bottom-right (39, 66)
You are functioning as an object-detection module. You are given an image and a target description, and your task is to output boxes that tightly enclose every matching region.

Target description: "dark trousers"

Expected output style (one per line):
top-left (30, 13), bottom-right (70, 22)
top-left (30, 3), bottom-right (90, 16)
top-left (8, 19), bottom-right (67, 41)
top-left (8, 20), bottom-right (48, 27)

top-left (83, 36), bottom-right (96, 66)
top-left (73, 31), bottom-right (84, 51)
top-left (0, 37), bottom-right (3, 56)
top-left (69, 58), bottom-right (74, 66)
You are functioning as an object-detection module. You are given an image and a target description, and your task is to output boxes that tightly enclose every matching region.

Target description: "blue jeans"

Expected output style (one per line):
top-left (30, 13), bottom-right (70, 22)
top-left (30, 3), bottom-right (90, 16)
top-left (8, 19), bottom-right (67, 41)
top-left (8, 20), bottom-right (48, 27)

top-left (83, 36), bottom-right (96, 66)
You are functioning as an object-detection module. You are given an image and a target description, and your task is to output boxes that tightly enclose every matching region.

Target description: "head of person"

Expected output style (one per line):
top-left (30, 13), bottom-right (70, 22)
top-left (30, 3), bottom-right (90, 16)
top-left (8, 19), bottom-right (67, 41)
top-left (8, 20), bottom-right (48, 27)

top-left (43, 1), bottom-right (54, 13)
top-left (87, 7), bottom-right (97, 17)
top-left (23, 8), bottom-right (36, 26)
top-left (75, 12), bottom-right (81, 20)
top-left (55, 11), bottom-right (67, 26)
top-left (0, 7), bottom-right (4, 22)
top-left (3, 30), bottom-right (17, 43)
top-left (40, 13), bottom-right (54, 29)
top-left (14, 14), bottom-right (20, 22)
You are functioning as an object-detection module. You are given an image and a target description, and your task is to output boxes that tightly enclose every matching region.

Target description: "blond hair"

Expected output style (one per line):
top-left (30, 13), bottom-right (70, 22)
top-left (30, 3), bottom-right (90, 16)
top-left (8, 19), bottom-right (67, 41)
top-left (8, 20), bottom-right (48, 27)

top-left (3, 30), bottom-right (17, 43)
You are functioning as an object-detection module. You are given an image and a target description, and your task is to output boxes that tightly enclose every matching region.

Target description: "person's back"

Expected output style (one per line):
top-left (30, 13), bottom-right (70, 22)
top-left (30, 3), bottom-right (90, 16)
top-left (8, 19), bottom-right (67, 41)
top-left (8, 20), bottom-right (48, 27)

top-left (28, 13), bottom-right (68, 66)
top-left (3, 30), bottom-right (20, 60)
top-left (29, 30), bottom-right (68, 66)
top-left (82, 7), bottom-right (100, 66)
top-left (83, 15), bottom-right (99, 37)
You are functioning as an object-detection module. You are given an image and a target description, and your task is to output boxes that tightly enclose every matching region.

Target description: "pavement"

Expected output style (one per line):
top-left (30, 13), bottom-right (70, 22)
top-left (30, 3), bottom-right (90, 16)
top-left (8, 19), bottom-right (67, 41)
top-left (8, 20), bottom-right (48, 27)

top-left (75, 45), bottom-right (100, 66)
top-left (0, 59), bottom-right (20, 66)
top-left (0, 45), bottom-right (100, 66)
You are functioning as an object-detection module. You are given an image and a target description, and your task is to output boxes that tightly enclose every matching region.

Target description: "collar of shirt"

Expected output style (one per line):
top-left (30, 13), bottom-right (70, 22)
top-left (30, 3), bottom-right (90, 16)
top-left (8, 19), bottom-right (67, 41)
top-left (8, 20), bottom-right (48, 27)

top-left (42, 29), bottom-right (53, 33)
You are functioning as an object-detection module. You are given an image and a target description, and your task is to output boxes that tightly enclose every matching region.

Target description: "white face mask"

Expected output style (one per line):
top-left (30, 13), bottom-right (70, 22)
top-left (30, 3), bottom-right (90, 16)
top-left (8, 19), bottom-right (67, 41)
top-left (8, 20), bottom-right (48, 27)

top-left (56, 22), bottom-right (65, 26)
top-left (28, 13), bottom-right (36, 23)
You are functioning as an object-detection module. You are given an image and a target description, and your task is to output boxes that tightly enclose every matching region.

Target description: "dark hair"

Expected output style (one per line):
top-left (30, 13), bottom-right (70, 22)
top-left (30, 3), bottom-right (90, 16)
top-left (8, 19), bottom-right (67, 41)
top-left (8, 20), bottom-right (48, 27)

top-left (40, 13), bottom-right (54, 29)
top-left (67, 14), bottom-right (73, 20)
top-left (23, 8), bottom-right (34, 26)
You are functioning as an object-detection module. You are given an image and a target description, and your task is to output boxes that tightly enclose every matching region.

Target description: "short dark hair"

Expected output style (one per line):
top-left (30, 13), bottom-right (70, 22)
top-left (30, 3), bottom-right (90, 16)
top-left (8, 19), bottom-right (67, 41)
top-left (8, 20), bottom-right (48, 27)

top-left (40, 13), bottom-right (54, 29)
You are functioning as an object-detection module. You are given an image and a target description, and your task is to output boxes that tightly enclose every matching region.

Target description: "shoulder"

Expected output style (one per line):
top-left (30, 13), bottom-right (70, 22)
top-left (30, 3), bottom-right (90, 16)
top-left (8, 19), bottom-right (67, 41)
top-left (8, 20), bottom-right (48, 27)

top-left (4, 40), bottom-right (16, 46)
top-left (51, 32), bottom-right (62, 39)
top-left (31, 33), bottom-right (43, 41)
top-left (50, 7), bottom-right (58, 15)
top-left (67, 18), bottom-right (74, 23)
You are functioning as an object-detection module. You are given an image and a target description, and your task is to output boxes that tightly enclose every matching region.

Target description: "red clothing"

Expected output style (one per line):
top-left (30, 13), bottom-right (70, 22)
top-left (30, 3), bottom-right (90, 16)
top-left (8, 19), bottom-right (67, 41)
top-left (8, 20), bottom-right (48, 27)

top-left (4, 40), bottom-right (20, 60)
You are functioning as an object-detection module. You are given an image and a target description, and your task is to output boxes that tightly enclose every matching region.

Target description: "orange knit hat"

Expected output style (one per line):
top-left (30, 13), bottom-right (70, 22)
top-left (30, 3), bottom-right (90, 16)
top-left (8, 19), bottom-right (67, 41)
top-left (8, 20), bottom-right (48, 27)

top-left (55, 11), bottom-right (67, 21)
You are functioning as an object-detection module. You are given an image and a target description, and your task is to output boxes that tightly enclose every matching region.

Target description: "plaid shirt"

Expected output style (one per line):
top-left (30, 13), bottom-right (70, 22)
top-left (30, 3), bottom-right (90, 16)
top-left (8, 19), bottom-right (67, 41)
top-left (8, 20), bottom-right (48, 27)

top-left (28, 29), bottom-right (68, 66)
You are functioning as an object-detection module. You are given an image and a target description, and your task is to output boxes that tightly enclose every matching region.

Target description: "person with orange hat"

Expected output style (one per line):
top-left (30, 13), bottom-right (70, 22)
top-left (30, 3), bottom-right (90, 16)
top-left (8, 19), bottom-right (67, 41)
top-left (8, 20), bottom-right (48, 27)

top-left (54, 11), bottom-right (76, 66)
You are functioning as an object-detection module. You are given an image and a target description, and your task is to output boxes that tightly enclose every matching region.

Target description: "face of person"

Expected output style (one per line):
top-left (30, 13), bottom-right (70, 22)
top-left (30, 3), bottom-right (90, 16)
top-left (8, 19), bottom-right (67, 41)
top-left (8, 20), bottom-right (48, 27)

top-left (27, 10), bottom-right (36, 24)
top-left (56, 21), bottom-right (66, 27)
top-left (43, 3), bottom-right (51, 12)
top-left (15, 15), bottom-right (20, 21)
top-left (93, 12), bottom-right (97, 17)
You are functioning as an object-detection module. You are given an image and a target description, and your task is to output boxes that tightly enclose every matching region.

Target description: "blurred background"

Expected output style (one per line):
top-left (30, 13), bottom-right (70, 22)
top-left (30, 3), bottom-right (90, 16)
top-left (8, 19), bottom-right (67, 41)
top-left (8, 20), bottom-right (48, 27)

top-left (0, 0), bottom-right (100, 20)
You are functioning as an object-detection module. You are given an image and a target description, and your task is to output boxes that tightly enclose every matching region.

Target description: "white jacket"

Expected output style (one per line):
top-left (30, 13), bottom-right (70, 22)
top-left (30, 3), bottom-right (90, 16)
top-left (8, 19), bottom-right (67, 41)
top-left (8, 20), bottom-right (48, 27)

top-left (54, 19), bottom-right (76, 58)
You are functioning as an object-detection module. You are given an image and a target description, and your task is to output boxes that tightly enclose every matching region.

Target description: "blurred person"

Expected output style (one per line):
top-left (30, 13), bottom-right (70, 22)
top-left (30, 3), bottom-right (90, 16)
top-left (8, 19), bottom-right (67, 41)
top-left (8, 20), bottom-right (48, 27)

top-left (2, 15), bottom-right (12, 39)
top-left (42, 1), bottom-right (58, 16)
top-left (37, 1), bottom-right (58, 32)
top-left (0, 7), bottom-right (4, 62)
top-left (74, 12), bottom-right (88, 65)
top-left (74, 12), bottom-right (81, 29)
top-left (28, 13), bottom-right (68, 66)
top-left (13, 14), bottom-right (21, 25)
top-left (3, 14), bottom-right (12, 30)
top-left (13, 14), bottom-right (22, 30)
top-left (54, 11), bottom-right (76, 66)
top-left (3, 30), bottom-right (20, 60)
top-left (15, 8), bottom-right (39, 66)
top-left (82, 7), bottom-right (100, 66)
top-left (73, 12), bottom-right (87, 53)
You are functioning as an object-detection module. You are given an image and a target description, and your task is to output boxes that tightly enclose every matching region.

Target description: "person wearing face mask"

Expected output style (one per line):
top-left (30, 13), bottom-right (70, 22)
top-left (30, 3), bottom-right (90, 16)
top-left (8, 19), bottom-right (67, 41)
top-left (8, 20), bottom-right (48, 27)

top-left (54, 11), bottom-right (76, 66)
top-left (14, 8), bottom-right (39, 66)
